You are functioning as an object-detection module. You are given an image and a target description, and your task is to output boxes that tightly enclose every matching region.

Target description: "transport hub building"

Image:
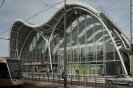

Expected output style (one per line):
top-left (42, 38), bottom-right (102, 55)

top-left (9, 2), bottom-right (131, 76)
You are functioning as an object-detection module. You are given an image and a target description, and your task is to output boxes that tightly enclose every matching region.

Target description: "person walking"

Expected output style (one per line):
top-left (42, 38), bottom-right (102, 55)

top-left (76, 69), bottom-right (79, 79)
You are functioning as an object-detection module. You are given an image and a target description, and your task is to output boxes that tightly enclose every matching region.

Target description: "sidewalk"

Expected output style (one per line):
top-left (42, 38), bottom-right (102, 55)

top-left (24, 80), bottom-right (101, 88)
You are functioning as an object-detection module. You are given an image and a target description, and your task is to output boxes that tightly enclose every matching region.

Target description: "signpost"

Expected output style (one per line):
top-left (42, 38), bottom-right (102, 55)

top-left (62, 72), bottom-right (66, 79)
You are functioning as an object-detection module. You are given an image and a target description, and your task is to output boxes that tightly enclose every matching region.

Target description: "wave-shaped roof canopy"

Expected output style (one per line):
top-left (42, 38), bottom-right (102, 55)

top-left (10, 2), bottom-right (130, 53)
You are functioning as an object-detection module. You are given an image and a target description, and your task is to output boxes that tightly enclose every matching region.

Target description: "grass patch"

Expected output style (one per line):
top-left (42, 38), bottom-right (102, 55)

top-left (0, 83), bottom-right (56, 88)
top-left (21, 83), bottom-right (54, 88)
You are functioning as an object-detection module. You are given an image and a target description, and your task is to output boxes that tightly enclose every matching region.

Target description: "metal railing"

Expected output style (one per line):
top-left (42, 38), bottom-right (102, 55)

top-left (23, 72), bottom-right (118, 88)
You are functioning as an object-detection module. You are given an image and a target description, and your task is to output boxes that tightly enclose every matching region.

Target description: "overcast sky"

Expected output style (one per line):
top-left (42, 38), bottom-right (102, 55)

top-left (0, 0), bottom-right (130, 57)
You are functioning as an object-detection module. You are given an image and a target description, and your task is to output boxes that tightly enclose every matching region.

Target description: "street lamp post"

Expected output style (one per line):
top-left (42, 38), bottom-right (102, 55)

top-left (64, 0), bottom-right (67, 88)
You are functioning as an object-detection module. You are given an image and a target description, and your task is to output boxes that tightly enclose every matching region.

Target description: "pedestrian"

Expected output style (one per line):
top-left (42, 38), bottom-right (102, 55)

top-left (99, 67), bottom-right (101, 76)
top-left (35, 66), bottom-right (38, 72)
top-left (76, 69), bottom-right (79, 79)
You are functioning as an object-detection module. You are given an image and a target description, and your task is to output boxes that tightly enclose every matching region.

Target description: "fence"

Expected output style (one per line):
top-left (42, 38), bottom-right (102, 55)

top-left (23, 72), bottom-right (118, 88)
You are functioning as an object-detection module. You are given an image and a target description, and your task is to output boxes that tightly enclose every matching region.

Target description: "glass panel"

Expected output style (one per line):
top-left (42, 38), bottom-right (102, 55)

top-left (7, 60), bottom-right (22, 79)
top-left (106, 42), bottom-right (114, 60)
top-left (115, 49), bottom-right (119, 60)
top-left (0, 63), bottom-right (10, 79)
top-left (106, 61), bottom-right (122, 75)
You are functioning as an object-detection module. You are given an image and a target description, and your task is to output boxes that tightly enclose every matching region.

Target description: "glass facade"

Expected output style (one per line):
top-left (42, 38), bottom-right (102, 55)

top-left (10, 3), bottom-right (130, 76)
top-left (57, 14), bottom-right (123, 75)
top-left (18, 13), bottom-right (123, 76)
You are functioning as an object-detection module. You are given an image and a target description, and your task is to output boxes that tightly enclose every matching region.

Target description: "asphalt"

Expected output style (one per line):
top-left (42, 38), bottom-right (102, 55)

top-left (24, 80), bottom-right (102, 88)
top-left (24, 80), bottom-right (133, 88)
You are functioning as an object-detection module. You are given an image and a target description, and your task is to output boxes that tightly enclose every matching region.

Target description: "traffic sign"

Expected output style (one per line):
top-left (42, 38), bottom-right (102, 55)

top-left (62, 72), bottom-right (66, 79)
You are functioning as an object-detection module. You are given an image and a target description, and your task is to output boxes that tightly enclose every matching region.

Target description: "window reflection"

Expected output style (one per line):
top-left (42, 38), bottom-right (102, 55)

top-left (21, 12), bottom-right (128, 76)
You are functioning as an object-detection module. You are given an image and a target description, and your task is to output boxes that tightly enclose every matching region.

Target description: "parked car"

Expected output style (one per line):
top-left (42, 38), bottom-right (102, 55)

top-left (106, 74), bottom-right (133, 86)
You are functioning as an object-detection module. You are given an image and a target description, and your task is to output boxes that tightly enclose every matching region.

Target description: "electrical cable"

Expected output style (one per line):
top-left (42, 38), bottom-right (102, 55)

top-left (0, 0), bottom-right (63, 40)
top-left (26, 0), bottom-right (63, 21)
top-left (0, 29), bottom-right (10, 40)
top-left (38, 0), bottom-right (61, 9)
top-left (0, 0), bottom-right (47, 35)
top-left (0, 37), bottom-right (10, 40)
top-left (38, 0), bottom-right (48, 7)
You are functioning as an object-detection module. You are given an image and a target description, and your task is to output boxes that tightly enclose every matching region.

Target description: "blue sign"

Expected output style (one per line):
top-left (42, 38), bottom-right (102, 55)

top-left (62, 72), bottom-right (66, 79)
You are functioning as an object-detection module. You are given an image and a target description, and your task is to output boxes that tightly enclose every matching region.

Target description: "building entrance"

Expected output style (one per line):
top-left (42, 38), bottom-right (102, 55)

top-left (90, 64), bottom-right (104, 76)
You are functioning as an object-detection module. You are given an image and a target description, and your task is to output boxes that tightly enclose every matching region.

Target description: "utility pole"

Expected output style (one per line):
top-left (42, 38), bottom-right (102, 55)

top-left (130, 0), bottom-right (133, 76)
top-left (64, 0), bottom-right (67, 88)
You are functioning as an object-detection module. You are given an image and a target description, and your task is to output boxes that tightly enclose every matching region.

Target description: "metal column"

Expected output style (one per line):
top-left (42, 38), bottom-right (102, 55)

top-left (130, 0), bottom-right (133, 76)
top-left (64, 0), bottom-right (67, 88)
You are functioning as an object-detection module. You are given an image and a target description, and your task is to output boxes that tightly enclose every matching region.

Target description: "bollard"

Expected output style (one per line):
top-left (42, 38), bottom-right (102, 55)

top-left (25, 74), bottom-right (26, 80)
top-left (53, 73), bottom-right (54, 86)
top-left (86, 76), bottom-right (87, 86)
top-left (39, 74), bottom-right (40, 81)
top-left (105, 78), bottom-right (106, 87)
top-left (84, 75), bottom-right (85, 86)
top-left (59, 75), bottom-right (60, 84)
top-left (43, 74), bottom-right (44, 81)
top-left (32, 73), bottom-right (33, 81)
top-left (28, 73), bottom-right (29, 80)
top-left (35, 74), bottom-right (36, 81)
top-left (95, 77), bottom-right (96, 88)
top-left (48, 74), bottom-right (49, 82)
top-left (71, 75), bottom-right (72, 85)
top-left (78, 75), bottom-right (80, 86)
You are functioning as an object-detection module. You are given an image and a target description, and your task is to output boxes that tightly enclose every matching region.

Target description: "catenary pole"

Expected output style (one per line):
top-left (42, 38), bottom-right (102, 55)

top-left (64, 0), bottom-right (67, 87)
top-left (130, 0), bottom-right (133, 76)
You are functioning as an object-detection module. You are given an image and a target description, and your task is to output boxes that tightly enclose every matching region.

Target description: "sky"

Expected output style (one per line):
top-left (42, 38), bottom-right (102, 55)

top-left (0, 0), bottom-right (130, 57)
